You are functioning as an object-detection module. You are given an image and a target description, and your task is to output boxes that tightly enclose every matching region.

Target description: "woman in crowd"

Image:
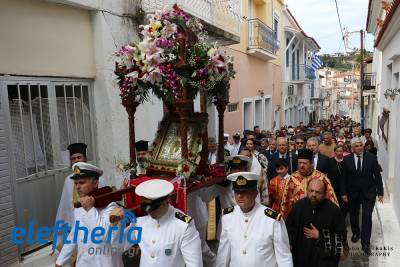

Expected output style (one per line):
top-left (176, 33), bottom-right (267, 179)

top-left (327, 145), bottom-right (348, 216)
top-left (245, 138), bottom-right (269, 205)
top-left (365, 140), bottom-right (377, 155)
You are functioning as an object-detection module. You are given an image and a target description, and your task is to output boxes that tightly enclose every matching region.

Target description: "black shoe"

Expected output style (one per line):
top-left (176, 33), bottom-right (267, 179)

top-left (362, 244), bottom-right (371, 255)
top-left (351, 233), bottom-right (360, 243)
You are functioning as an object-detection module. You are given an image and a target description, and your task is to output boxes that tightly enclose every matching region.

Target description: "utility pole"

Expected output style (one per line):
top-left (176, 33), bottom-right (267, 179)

top-left (360, 29), bottom-right (365, 128)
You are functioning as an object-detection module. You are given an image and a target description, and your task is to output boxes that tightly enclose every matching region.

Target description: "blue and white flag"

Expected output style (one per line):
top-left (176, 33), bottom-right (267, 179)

top-left (311, 55), bottom-right (323, 71)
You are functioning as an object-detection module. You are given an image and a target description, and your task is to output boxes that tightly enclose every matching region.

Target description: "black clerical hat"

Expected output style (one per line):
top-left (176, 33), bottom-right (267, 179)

top-left (136, 140), bottom-right (149, 152)
top-left (67, 143), bottom-right (87, 156)
top-left (297, 149), bottom-right (313, 161)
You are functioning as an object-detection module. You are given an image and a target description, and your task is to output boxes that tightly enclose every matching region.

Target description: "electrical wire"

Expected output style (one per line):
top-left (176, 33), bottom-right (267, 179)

top-left (334, 0), bottom-right (347, 53)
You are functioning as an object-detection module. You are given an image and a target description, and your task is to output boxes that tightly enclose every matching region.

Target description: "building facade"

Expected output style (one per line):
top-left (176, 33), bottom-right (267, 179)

top-left (0, 0), bottom-right (240, 264)
top-left (366, 0), bottom-right (400, 223)
top-left (318, 67), bottom-right (361, 121)
top-left (224, 0), bottom-right (285, 135)
top-left (281, 8), bottom-right (320, 126)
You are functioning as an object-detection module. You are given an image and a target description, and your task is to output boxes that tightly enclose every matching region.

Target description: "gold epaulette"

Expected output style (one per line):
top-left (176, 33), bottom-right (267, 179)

top-left (222, 206), bottom-right (234, 215)
top-left (175, 211), bottom-right (193, 223)
top-left (264, 207), bottom-right (282, 221)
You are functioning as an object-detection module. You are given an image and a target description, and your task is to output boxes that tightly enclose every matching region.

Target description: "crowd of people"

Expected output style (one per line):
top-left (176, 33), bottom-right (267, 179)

top-left (53, 115), bottom-right (384, 267)
top-left (219, 115), bottom-right (383, 266)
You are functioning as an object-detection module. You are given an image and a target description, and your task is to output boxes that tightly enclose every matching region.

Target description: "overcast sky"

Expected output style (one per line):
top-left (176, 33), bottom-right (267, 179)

top-left (284, 0), bottom-right (374, 54)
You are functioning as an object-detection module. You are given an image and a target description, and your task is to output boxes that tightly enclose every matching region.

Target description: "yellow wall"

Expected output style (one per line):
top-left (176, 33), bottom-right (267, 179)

top-left (272, 0), bottom-right (284, 66)
top-left (0, 0), bottom-right (95, 78)
top-left (229, 0), bottom-right (285, 66)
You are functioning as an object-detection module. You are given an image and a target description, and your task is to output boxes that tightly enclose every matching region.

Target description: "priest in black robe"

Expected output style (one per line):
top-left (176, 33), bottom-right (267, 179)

top-left (286, 179), bottom-right (346, 267)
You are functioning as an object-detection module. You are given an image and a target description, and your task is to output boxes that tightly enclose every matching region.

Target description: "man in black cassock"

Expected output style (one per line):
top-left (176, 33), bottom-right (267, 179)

top-left (286, 179), bottom-right (346, 267)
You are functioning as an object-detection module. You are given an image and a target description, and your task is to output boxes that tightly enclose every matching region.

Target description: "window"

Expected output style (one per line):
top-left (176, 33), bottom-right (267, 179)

top-left (228, 102), bottom-right (238, 112)
top-left (273, 17), bottom-right (279, 40)
top-left (5, 79), bottom-right (94, 178)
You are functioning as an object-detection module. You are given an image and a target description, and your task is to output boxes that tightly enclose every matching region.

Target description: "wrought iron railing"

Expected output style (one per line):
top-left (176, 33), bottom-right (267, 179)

top-left (142, 0), bottom-right (241, 38)
top-left (291, 64), bottom-right (316, 81)
top-left (363, 73), bottom-right (376, 90)
top-left (248, 18), bottom-right (278, 55)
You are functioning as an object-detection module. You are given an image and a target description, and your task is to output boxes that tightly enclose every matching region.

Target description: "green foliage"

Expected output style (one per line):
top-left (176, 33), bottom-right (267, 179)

top-left (320, 50), bottom-right (372, 71)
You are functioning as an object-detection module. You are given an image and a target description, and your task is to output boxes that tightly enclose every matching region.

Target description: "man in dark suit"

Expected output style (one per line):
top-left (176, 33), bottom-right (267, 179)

top-left (267, 137), bottom-right (298, 180)
top-left (342, 137), bottom-right (383, 254)
top-left (263, 137), bottom-right (277, 160)
top-left (306, 137), bottom-right (329, 174)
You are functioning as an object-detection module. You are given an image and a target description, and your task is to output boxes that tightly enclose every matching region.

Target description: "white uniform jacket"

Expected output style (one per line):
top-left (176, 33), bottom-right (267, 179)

top-left (216, 203), bottom-right (293, 267)
top-left (56, 202), bottom-right (125, 267)
top-left (137, 205), bottom-right (202, 267)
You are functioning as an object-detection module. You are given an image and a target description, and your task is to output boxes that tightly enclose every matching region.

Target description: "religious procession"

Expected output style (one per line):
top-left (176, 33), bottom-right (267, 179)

top-left (1, 1), bottom-right (399, 267)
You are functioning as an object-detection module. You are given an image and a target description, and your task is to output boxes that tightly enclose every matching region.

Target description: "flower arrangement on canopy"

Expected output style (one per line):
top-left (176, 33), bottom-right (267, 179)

top-left (114, 5), bottom-right (235, 106)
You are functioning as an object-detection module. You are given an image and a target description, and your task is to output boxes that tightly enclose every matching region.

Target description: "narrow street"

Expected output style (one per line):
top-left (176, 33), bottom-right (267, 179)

top-left (339, 196), bottom-right (400, 267)
top-left (1, 0), bottom-right (400, 267)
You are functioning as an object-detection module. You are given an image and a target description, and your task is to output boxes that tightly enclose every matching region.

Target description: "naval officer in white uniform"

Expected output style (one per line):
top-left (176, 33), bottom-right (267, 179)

top-left (56, 162), bottom-right (125, 267)
top-left (135, 179), bottom-right (202, 267)
top-left (55, 143), bottom-right (107, 228)
top-left (216, 172), bottom-right (293, 267)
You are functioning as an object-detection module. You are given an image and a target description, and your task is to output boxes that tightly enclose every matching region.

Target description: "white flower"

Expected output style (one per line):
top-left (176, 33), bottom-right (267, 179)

top-left (168, 53), bottom-right (176, 61)
top-left (139, 40), bottom-right (163, 67)
top-left (207, 48), bottom-right (216, 57)
top-left (143, 68), bottom-right (163, 84)
top-left (161, 21), bottom-right (177, 38)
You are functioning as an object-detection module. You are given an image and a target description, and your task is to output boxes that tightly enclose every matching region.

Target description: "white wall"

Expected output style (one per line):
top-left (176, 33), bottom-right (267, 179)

top-left (378, 25), bottom-right (400, 222)
top-left (88, 1), bottom-right (165, 188)
top-left (0, 0), bottom-right (95, 77)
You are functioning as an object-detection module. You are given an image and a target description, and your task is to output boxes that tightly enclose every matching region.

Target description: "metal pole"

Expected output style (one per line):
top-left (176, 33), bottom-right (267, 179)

top-left (360, 30), bottom-right (365, 128)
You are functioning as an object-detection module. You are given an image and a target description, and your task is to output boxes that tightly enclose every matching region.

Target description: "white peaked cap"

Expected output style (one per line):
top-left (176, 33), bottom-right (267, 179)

top-left (71, 162), bottom-right (103, 178)
top-left (227, 171), bottom-right (260, 182)
top-left (135, 179), bottom-right (174, 200)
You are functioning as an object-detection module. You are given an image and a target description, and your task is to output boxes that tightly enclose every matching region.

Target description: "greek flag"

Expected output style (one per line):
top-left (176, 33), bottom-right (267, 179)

top-left (311, 55), bottom-right (323, 71)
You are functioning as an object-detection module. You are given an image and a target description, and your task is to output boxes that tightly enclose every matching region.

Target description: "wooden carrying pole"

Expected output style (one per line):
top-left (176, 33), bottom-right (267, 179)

top-left (216, 100), bottom-right (227, 163)
top-left (125, 101), bottom-right (139, 165)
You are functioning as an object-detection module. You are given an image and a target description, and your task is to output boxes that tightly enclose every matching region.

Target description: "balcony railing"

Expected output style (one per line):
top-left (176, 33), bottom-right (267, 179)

top-left (248, 18), bottom-right (278, 58)
top-left (291, 64), bottom-right (316, 82)
top-left (142, 0), bottom-right (241, 45)
top-left (363, 73), bottom-right (376, 90)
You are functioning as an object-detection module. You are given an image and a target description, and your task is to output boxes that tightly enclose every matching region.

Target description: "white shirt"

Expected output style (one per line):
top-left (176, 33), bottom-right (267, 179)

top-left (354, 153), bottom-right (363, 170)
top-left (224, 143), bottom-right (232, 153)
top-left (137, 205), bottom-right (202, 267)
top-left (216, 203), bottom-right (293, 267)
top-left (56, 202), bottom-right (125, 267)
top-left (229, 143), bottom-right (241, 156)
top-left (278, 153), bottom-right (287, 159)
top-left (313, 154), bottom-right (319, 169)
top-left (250, 154), bottom-right (262, 176)
top-left (208, 152), bottom-right (217, 164)
top-left (55, 174), bottom-right (107, 227)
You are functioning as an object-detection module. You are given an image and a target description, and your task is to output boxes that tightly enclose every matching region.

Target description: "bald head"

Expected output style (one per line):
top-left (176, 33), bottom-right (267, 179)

top-left (307, 179), bottom-right (326, 206)
top-left (308, 179), bottom-right (326, 193)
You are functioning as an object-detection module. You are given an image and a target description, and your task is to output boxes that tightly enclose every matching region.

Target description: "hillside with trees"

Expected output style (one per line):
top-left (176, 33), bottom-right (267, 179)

top-left (320, 50), bottom-right (372, 71)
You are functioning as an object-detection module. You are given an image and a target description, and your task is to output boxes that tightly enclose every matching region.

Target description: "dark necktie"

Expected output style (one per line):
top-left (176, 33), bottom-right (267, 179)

top-left (357, 155), bottom-right (361, 174)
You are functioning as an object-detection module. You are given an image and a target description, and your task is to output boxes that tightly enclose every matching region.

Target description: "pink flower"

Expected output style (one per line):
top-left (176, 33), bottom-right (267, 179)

top-left (140, 41), bottom-right (163, 66)
top-left (161, 21), bottom-right (177, 38)
top-left (143, 68), bottom-right (163, 84)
